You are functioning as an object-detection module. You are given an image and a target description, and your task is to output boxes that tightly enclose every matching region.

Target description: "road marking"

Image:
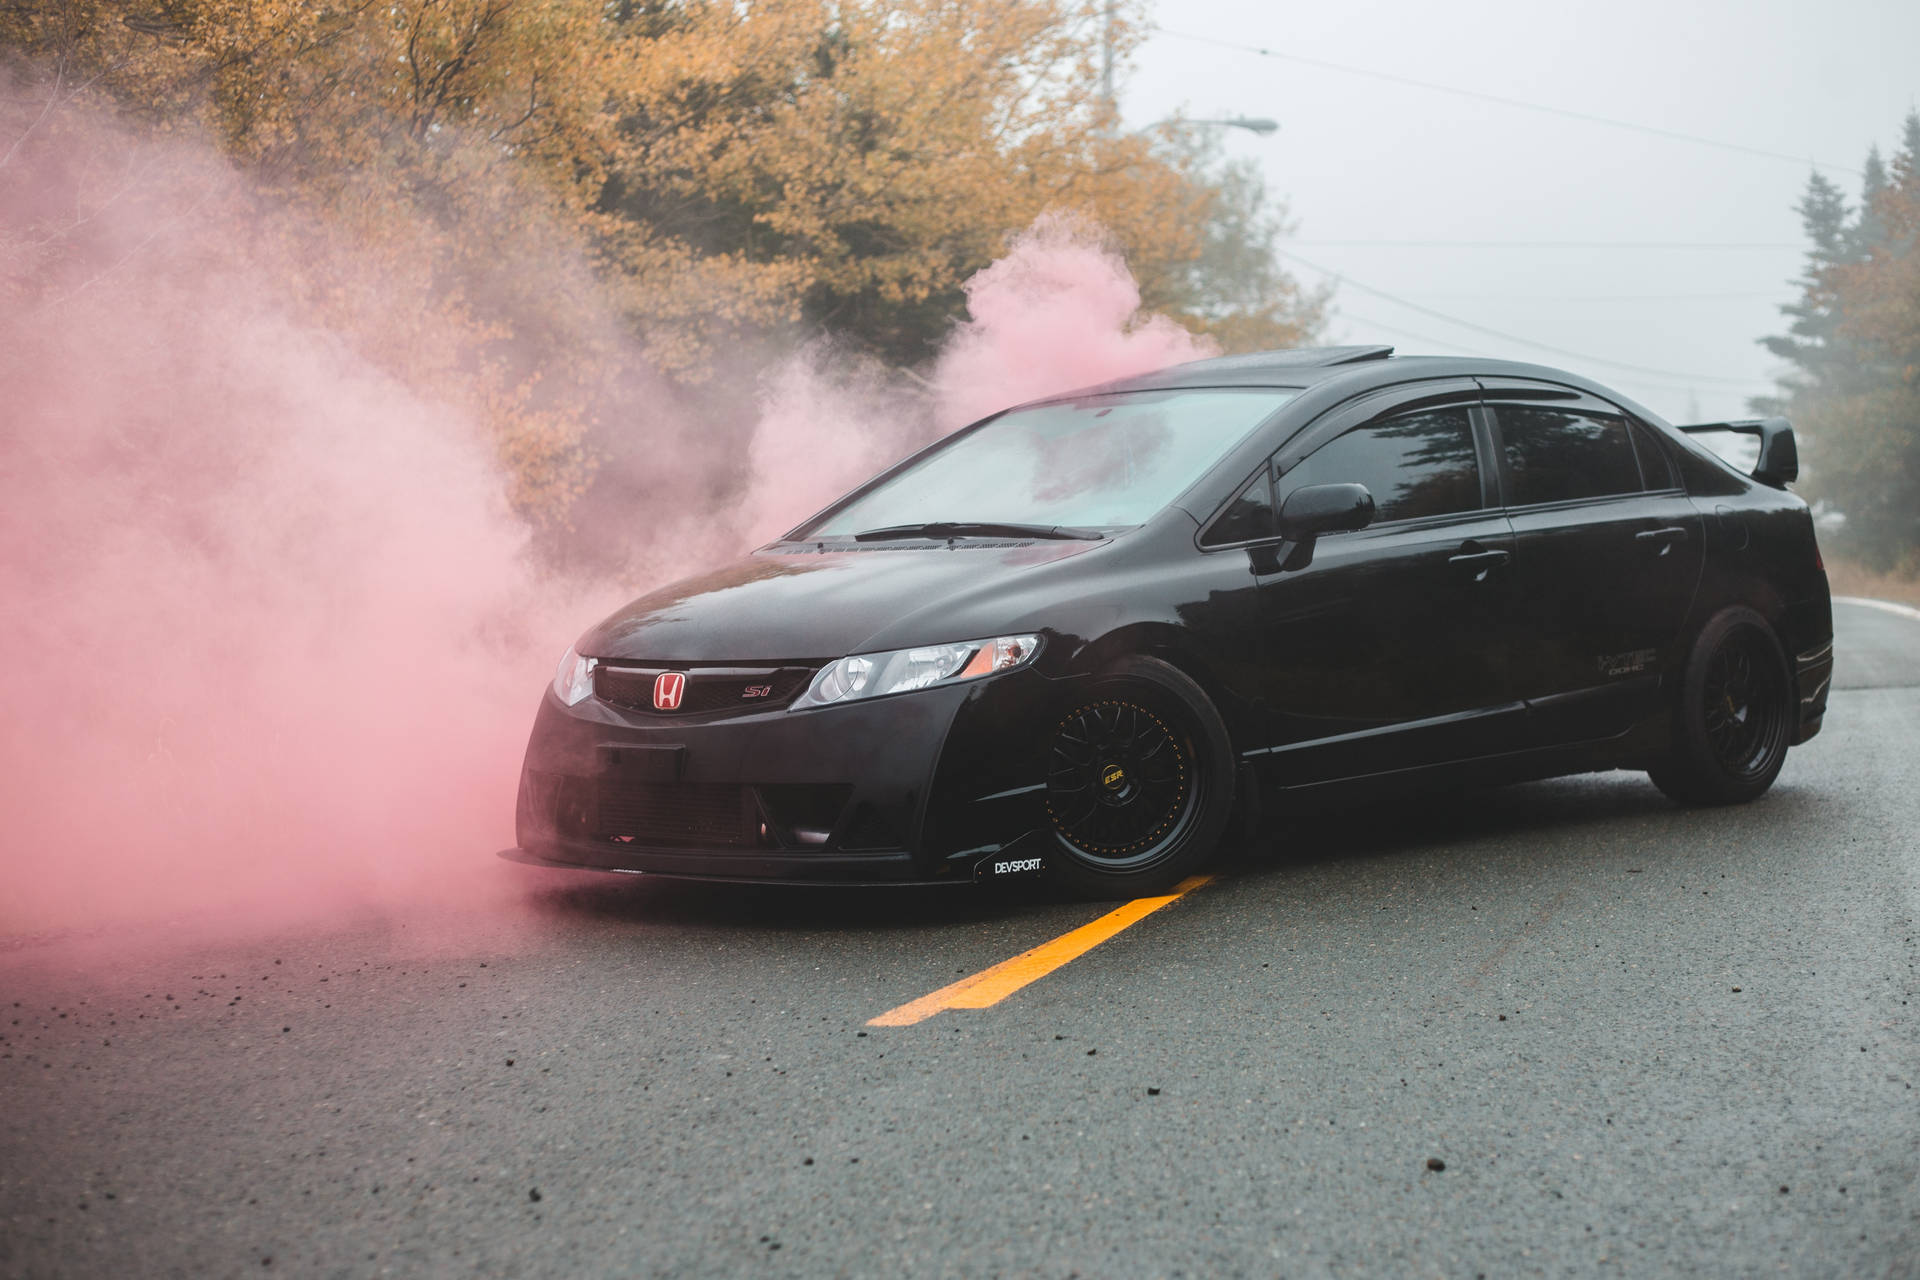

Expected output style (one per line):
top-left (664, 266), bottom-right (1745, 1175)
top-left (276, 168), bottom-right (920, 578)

top-left (1834, 596), bottom-right (1920, 623)
top-left (867, 876), bottom-right (1214, 1027)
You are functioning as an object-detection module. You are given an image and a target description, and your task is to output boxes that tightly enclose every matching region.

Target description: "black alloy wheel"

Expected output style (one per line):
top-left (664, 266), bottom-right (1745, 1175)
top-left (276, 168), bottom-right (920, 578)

top-left (1700, 627), bottom-right (1787, 780)
top-left (1649, 607), bottom-right (1792, 806)
top-left (1042, 655), bottom-right (1235, 897)
top-left (1047, 700), bottom-right (1194, 867)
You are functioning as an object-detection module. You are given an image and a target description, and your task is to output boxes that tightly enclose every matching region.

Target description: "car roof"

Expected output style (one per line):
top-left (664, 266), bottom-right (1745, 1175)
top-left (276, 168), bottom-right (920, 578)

top-left (1093, 346), bottom-right (1625, 397)
top-left (1052, 346), bottom-right (1686, 510)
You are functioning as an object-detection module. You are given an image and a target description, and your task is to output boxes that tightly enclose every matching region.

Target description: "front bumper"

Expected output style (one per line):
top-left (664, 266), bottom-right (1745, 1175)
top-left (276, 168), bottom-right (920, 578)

top-left (508, 665), bottom-right (1068, 884)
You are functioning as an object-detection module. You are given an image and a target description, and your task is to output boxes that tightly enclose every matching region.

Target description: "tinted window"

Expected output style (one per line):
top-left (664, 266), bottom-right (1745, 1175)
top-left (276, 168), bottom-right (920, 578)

top-left (1202, 467), bottom-right (1275, 545)
top-left (1280, 408), bottom-right (1481, 524)
top-left (801, 388), bottom-right (1297, 537)
top-left (1498, 407), bottom-right (1642, 505)
top-left (1629, 419), bottom-right (1679, 490)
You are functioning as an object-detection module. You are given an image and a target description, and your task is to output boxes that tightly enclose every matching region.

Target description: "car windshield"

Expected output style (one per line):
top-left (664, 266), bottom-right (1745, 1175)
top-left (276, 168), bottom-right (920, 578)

top-left (797, 388), bottom-right (1298, 538)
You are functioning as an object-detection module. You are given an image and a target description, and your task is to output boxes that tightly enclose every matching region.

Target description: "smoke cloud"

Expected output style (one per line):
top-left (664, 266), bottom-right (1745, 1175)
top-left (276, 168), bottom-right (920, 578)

top-left (0, 92), bottom-right (1218, 940)
top-left (932, 212), bottom-right (1218, 430)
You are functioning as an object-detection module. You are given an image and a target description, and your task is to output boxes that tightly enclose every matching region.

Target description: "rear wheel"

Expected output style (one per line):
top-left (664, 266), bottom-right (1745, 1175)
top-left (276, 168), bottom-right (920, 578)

top-left (1043, 656), bottom-right (1235, 898)
top-left (1648, 607), bottom-right (1792, 806)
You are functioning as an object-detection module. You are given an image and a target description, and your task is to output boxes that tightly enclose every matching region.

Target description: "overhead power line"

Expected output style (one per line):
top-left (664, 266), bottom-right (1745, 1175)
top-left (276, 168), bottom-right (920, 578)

top-left (1289, 240), bottom-right (1803, 250)
top-left (1338, 313), bottom-right (1492, 357)
top-left (1416, 291), bottom-right (1786, 302)
top-left (1343, 313), bottom-right (1748, 391)
top-left (1152, 25), bottom-right (1863, 178)
top-left (1342, 314), bottom-right (1758, 406)
top-left (1278, 248), bottom-right (1769, 389)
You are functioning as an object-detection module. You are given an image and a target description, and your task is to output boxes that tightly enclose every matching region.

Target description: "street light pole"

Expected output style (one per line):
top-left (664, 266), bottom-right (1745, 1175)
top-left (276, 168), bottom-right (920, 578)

top-left (1102, 11), bottom-right (1274, 138)
top-left (1139, 116), bottom-right (1281, 138)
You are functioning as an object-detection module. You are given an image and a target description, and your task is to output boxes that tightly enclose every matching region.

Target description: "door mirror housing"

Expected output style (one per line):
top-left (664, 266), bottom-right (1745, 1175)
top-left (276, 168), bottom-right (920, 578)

top-left (1249, 483), bottom-right (1377, 574)
top-left (1278, 483), bottom-right (1376, 539)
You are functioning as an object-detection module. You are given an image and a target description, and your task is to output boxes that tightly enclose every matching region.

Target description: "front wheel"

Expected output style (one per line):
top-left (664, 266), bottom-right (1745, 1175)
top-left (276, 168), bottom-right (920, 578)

top-left (1648, 607), bottom-right (1793, 806)
top-left (1043, 655), bottom-right (1235, 899)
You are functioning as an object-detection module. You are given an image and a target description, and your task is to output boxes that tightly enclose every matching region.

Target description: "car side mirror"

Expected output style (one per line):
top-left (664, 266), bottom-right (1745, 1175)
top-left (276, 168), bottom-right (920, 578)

top-left (1278, 483), bottom-right (1376, 539)
top-left (1248, 483), bottom-right (1377, 574)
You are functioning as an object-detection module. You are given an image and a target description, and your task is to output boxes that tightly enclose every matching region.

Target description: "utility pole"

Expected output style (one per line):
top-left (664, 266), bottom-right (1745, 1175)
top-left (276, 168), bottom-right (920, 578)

top-left (1101, 1), bottom-right (1116, 108)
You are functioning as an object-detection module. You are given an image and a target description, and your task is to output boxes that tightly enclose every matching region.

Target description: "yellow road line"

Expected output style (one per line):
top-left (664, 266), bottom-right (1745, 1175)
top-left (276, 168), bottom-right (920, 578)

top-left (866, 875), bottom-right (1214, 1027)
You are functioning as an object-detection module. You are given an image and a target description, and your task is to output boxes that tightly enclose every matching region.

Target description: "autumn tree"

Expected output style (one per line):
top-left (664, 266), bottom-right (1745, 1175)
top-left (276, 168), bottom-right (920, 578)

top-left (2, 0), bottom-right (1324, 540)
top-left (1139, 126), bottom-right (1328, 354)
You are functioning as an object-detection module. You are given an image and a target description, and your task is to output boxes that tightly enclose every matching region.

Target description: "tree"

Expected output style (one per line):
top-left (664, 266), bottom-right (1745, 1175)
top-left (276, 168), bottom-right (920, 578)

top-left (1140, 127), bottom-right (1329, 354)
top-left (1761, 113), bottom-right (1920, 568)
top-left (1852, 146), bottom-right (1891, 255)
top-left (1, 0), bottom-right (1325, 543)
top-left (1753, 170), bottom-right (1853, 415)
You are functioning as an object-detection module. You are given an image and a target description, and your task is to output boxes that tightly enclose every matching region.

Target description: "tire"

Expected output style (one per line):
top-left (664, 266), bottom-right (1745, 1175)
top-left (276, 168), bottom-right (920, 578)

top-left (1648, 607), bottom-right (1793, 806)
top-left (1042, 655), bottom-right (1236, 898)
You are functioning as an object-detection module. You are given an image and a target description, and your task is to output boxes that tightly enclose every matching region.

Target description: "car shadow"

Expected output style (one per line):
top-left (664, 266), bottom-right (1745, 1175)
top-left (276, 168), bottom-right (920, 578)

top-left (1241, 770), bottom-right (1675, 865)
top-left (515, 770), bottom-right (1822, 934)
top-left (512, 864), bottom-right (1092, 934)
top-left (1229, 769), bottom-right (1826, 885)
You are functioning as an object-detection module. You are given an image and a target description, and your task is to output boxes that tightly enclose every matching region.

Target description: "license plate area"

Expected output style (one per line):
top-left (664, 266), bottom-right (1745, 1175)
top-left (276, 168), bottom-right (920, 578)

top-left (599, 744), bottom-right (687, 782)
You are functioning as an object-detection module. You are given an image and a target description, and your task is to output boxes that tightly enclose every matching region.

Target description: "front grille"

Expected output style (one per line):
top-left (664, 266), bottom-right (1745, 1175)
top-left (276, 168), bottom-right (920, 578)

top-left (542, 775), bottom-right (860, 852)
top-left (594, 665), bottom-right (814, 717)
top-left (592, 780), bottom-right (756, 847)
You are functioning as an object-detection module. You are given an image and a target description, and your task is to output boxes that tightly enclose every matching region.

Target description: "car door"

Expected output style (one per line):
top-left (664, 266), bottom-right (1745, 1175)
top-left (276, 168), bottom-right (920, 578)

top-left (1484, 386), bottom-right (1706, 743)
top-left (1226, 383), bottom-right (1524, 785)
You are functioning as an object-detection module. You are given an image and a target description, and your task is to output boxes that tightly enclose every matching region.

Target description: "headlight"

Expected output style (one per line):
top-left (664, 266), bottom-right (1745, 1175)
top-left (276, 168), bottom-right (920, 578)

top-left (794, 635), bottom-right (1040, 709)
top-left (552, 645), bottom-right (597, 706)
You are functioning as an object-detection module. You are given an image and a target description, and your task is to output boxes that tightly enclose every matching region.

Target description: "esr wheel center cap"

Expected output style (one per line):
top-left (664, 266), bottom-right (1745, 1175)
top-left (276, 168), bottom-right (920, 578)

top-left (1095, 760), bottom-right (1138, 807)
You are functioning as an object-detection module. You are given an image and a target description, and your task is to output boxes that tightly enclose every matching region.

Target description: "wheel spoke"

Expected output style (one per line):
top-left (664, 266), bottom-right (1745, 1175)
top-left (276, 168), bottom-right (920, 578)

top-left (1696, 625), bottom-right (1789, 780)
top-left (1046, 698), bottom-right (1195, 863)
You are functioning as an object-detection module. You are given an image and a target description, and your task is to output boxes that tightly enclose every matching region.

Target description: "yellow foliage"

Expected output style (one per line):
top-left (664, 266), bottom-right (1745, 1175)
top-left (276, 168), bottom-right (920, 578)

top-left (4, 0), bottom-right (1321, 528)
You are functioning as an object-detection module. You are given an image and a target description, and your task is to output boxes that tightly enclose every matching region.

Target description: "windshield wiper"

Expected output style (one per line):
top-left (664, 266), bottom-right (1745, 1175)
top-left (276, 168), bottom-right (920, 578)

top-left (850, 521), bottom-right (1107, 543)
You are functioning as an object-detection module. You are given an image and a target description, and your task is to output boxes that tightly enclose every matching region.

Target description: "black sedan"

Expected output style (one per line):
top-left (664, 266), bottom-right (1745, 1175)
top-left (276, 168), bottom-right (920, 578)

top-left (504, 346), bottom-right (1832, 898)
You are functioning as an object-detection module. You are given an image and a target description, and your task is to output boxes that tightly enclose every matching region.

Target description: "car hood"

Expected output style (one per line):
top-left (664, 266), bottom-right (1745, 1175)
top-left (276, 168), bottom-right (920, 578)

top-left (577, 539), bottom-right (1110, 663)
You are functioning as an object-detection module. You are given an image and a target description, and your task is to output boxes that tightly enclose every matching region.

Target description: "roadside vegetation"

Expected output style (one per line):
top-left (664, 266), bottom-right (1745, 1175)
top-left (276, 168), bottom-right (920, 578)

top-left (1761, 112), bottom-right (1920, 574)
top-left (1822, 558), bottom-right (1920, 610)
top-left (0, 0), bottom-right (1323, 540)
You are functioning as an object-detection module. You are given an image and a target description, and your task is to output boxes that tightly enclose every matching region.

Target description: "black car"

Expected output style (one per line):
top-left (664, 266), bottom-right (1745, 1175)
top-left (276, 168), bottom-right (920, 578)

top-left (504, 346), bottom-right (1832, 898)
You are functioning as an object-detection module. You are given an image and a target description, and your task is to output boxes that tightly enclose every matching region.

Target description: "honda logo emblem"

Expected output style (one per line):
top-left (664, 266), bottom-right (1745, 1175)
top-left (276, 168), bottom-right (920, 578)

top-left (652, 671), bottom-right (687, 711)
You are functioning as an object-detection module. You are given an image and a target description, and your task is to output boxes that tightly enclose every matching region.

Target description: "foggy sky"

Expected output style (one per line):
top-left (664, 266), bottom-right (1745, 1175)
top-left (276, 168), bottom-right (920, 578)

top-left (1124, 0), bottom-right (1920, 423)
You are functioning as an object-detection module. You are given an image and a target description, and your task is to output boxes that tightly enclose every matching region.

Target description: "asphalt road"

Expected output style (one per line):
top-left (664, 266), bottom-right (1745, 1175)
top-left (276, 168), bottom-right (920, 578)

top-left (5, 602), bottom-right (1917, 1278)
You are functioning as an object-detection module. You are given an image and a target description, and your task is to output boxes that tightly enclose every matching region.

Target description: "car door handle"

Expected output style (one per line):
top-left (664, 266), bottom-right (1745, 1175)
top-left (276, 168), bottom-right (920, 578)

top-left (1635, 526), bottom-right (1690, 555)
top-left (1447, 546), bottom-right (1510, 583)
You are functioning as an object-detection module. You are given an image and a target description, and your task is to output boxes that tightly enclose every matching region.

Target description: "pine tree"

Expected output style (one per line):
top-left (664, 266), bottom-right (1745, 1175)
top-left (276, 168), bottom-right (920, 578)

top-left (1754, 170), bottom-right (1853, 412)
top-left (1892, 111), bottom-right (1920, 193)
top-left (1768, 120), bottom-right (1920, 569)
top-left (1889, 110), bottom-right (1920, 251)
top-left (1852, 147), bottom-right (1891, 254)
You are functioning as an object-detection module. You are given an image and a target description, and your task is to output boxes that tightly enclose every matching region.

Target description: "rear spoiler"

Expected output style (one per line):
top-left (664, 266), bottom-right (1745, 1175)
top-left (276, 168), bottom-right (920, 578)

top-left (1675, 416), bottom-right (1798, 488)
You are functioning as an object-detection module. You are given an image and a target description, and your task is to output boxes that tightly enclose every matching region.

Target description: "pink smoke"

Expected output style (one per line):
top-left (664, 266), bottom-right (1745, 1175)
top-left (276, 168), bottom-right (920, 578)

top-left (1, 125), bottom-right (553, 936)
top-left (737, 346), bottom-right (929, 545)
top-left (932, 212), bottom-right (1219, 429)
top-left (0, 94), bottom-right (1218, 940)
